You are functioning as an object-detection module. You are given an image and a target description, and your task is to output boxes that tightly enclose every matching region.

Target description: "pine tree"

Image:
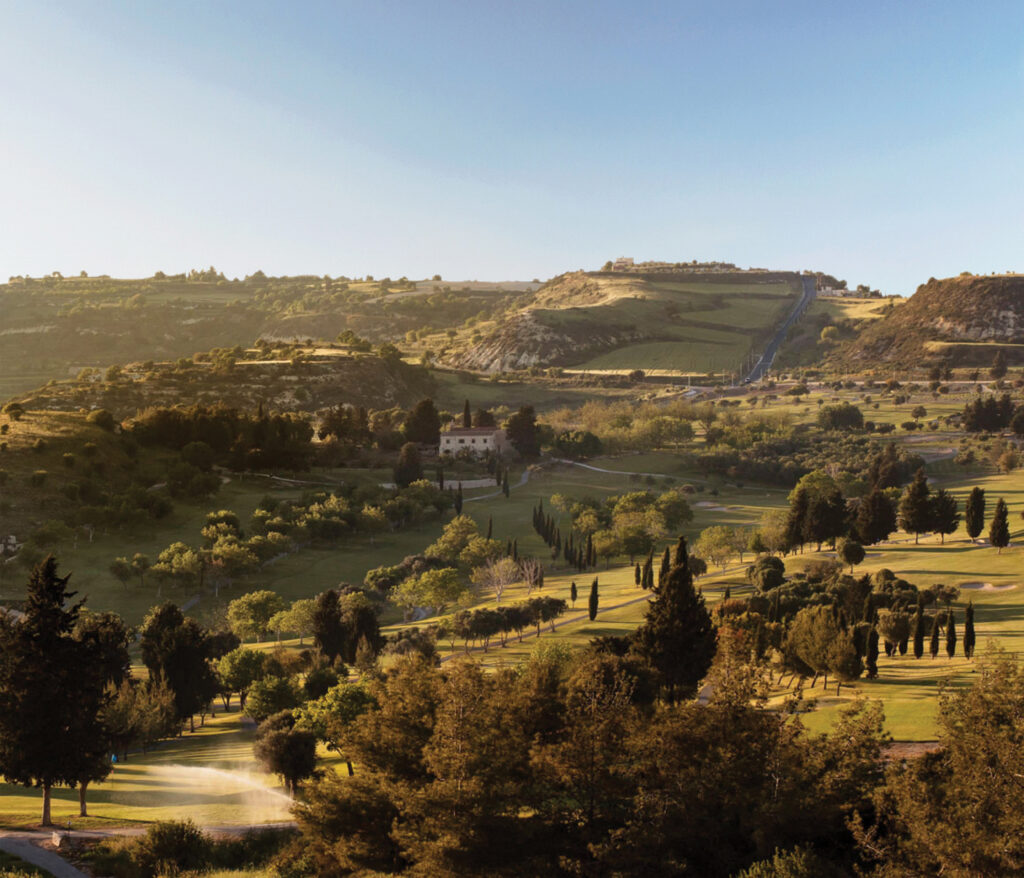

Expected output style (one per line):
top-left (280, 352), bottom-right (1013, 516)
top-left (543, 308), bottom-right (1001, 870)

top-left (856, 488), bottom-right (898, 545)
top-left (785, 486), bottom-right (810, 552)
top-left (632, 537), bottom-right (716, 702)
top-left (912, 604), bottom-right (924, 659)
top-left (570, 581), bottom-right (577, 608)
top-left (946, 608), bottom-right (957, 658)
top-left (964, 601), bottom-right (976, 659)
top-left (0, 558), bottom-right (110, 825)
top-left (929, 613), bottom-right (941, 659)
top-left (588, 578), bottom-right (599, 621)
top-left (965, 487), bottom-right (986, 540)
top-left (989, 497), bottom-right (1010, 553)
top-left (463, 398), bottom-right (472, 429)
top-left (898, 468), bottom-right (932, 544)
top-left (929, 488), bottom-right (960, 545)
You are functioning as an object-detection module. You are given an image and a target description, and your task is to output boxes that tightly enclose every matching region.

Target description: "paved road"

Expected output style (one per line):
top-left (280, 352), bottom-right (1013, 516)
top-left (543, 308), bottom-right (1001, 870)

top-left (744, 276), bottom-right (817, 383)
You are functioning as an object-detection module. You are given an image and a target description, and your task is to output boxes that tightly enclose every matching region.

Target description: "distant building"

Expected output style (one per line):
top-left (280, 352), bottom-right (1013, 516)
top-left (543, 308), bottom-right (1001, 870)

top-left (439, 427), bottom-right (508, 456)
top-left (611, 257), bottom-right (635, 272)
top-left (819, 287), bottom-right (858, 298)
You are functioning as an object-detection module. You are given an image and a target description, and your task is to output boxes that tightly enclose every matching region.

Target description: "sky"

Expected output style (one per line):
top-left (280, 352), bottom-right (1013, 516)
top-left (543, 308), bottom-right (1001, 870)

top-left (1, 1), bottom-right (1022, 295)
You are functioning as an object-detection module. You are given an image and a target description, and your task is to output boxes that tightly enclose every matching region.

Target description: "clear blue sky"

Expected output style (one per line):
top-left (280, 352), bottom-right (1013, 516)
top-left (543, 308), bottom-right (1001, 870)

top-left (2, 1), bottom-right (1022, 294)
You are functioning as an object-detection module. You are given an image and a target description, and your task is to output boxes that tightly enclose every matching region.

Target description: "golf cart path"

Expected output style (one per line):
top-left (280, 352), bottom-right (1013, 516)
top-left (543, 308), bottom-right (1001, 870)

top-left (0, 836), bottom-right (88, 877)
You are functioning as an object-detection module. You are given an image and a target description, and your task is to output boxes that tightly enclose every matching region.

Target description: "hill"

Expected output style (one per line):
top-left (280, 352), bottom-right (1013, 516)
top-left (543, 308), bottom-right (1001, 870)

top-left (0, 272), bottom-right (533, 400)
top-left (830, 274), bottom-right (1024, 370)
top-left (450, 269), bottom-right (804, 376)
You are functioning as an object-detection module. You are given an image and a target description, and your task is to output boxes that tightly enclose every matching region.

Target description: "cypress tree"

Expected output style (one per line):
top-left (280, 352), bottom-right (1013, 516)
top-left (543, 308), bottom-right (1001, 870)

top-left (570, 581), bottom-right (577, 608)
top-left (586, 533), bottom-right (594, 568)
top-left (641, 552), bottom-right (653, 590)
top-left (862, 593), bottom-right (874, 623)
top-left (632, 537), bottom-right (716, 702)
top-left (463, 398), bottom-right (472, 429)
top-left (946, 608), bottom-right (957, 658)
top-left (453, 484), bottom-right (463, 515)
top-left (865, 627), bottom-right (879, 678)
top-left (989, 497), bottom-right (1010, 553)
top-left (964, 601), bottom-right (976, 659)
top-left (506, 539), bottom-right (513, 557)
top-left (965, 487), bottom-right (986, 540)
top-left (911, 605), bottom-right (924, 659)
top-left (437, 465), bottom-right (444, 490)
top-left (929, 612), bottom-right (941, 659)
top-left (723, 585), bottom-right (731, 600)
top-left (635, 563), bottom-right (642, 587)
top-left (588, 578), bottom-right (599, 621)
top-left (486, 516), bottom-right (493, 540)
top-left (502, 469), bottom-right (510, 498)
top-left (512, 539), bottom-right (518, 562)
top-left (659, 546), bottom-right (671, 588)
top-left (673, 534), bottom-right (687, 567)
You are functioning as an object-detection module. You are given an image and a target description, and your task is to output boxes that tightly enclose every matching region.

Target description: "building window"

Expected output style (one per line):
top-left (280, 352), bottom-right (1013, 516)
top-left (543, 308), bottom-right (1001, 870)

top-left (458, 439), bottom-right (465, 444)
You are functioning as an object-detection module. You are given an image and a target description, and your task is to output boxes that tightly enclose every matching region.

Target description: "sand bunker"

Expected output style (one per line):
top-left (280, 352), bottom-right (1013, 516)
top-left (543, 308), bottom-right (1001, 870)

top-left (694, 501), bottom-right (731, 511)
top-left (960, 581), bottom-right (1017, 592)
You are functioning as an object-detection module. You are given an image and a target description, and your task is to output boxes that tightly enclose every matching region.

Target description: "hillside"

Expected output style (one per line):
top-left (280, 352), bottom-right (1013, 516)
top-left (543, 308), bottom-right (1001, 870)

top-left (830, 274), bottom-right (1024, 369)
top-left (0, 272), bottom-right (533, 400)
top-left (12, 347), bottom-right (435, 420)
top-left (450, 269), bottom-right (804, 376)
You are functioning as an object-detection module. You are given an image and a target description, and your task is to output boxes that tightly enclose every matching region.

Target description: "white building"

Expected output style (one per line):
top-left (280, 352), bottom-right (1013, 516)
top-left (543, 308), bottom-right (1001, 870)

top-left (439, 427), bottom-right (508, 456)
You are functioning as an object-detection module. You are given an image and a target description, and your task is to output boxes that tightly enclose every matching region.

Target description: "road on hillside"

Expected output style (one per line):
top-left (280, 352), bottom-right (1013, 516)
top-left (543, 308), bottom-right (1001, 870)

top-left (744, 275), bottom-right (817, 383)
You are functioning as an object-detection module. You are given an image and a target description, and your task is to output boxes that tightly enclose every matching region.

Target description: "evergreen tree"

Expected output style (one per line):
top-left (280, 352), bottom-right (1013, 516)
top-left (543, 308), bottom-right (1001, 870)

top-left (912, 605), bottom-right (924, 659)
top-left (964, 601), bottom-right (976, 659)
top-left (929, 488), bottom-right (960, 545)
top-left (856, 488), bottom-right (898, 545)
top-left (658, 546), bottom-right (671, 587)
top-left (570, 581), bottom-right (577, 608)
top-left (462, 398), bottom-right (472, 429)
top-left (989, 497), bottom-right (1010, 553)
top-left (393, 442), bottom-right (424, 488)
top-left (946, 608), bottom-right (958, 658)
top-left (898, 468), bottom-right (932, 544)
top-left (929, 612), bottom-right (941, 659)
top-left (634, 563), bottom-right (642, 587)
top-left (991, 348), bottom-right (1008, 380)
top-left (453, 484), bottom-right (463, 515)
top-left (785, 486), bottom-right (810, 552)
top-left (631, 537), bottom-right (716, 702)
top-left (0, 558), bottom-right (110, 825)
top-left (641, 552), bottom-right (654, 590)
top-left (512, 539), bottom-right (518, 562)
top-left (588, 578), bottom-right (599, 621)
top-left (312, 590), bottom-right (349, 664)
top-left (865, 626), bottom-right (879, 678)
top-left (403, 398), bottom-right (441, 445)
top-left (502, 469), bottom-right (510, 498)
top-left (486, 516), bottom-right (493, 540)
top-left (965, 487), bottom-right (986, 540)
top-left (437, 465), bottom-right (444, 491)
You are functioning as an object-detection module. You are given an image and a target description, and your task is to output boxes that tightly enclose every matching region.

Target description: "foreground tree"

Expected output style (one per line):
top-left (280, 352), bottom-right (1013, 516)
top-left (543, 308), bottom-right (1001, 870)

top-left (0, 558), bottom-right (110, 825)
top-left (631, 537), bottom-right (715, 701)
top-left (253, 710), bottom-right (317, 794)
top-left (857, 652), bottom-right (1024, 875)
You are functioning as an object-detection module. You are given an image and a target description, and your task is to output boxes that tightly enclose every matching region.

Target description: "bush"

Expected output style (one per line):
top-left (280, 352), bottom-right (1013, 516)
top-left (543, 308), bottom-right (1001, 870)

top-left (133, 819), bottom-right (211, 877)
top-left (29, 470), bottom-right (47, 487)
top-left (62, 453), bottom-right (75, 468)
top-left (87, 408), bottom-right (118, 431)
top-left (31, 439), bottom-right (46, 454)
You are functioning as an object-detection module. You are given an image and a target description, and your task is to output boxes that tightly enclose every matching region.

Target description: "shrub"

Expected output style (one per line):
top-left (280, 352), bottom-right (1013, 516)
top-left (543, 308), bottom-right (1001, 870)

top-left (29, 470), bottom-right (47, 487)
top-left (31, 439), bottom-right (46, 453)
top-left (62, 453), bottom-right (75, 468)
top-left (87, 408), bottom-right (117, 431)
